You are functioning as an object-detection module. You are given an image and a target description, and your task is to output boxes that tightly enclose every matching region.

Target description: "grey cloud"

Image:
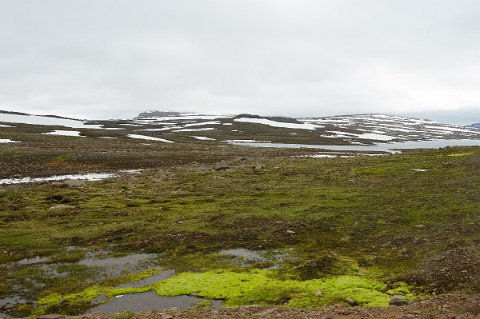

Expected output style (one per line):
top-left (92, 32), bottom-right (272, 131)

top-left (1, 0), bottom-right (480, 123)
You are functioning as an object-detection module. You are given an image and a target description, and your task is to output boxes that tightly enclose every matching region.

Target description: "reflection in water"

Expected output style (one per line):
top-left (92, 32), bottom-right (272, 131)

top-left (0, 170), bottom-right (141, 185)
top-left (219, 248), bottom-right (266, 262)
top-left (78, 253), bottom-right (158, 278)
top-left (116, 270), bottom-right (176, 288)
top-left (227, 139), bottom-right (480, 153)
top-left (88, 292), bottom-right (220, 313)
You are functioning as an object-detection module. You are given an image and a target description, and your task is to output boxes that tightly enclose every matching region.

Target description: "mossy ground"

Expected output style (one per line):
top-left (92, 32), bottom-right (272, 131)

top-left (1, 137), bottom-right (479, 316)
top-left (34, 269), bottom-right (416, 315)
top-left (150, 270), bottom-right (415, 307)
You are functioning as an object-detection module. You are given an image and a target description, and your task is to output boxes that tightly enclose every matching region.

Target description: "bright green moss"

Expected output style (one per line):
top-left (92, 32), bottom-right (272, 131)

top-left (446, 152), bottom-right (473, 157)
top-left (149, 270), bottom-right (413, 307)
top-left (34, 269), bottom-right (415, 315)
top-left (115, 268), bottom-right (162, 284)
top-left (37, 292), bottom-right (63, 307)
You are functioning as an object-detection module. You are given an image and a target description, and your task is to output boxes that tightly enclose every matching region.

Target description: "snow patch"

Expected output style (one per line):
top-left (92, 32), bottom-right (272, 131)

top-left (192, 136), bottom-right (216, 141)
top-left (44, 130), bottom-right (83, 137)
top-left (127, 134), bottom-right (173, 143)
top-left (0, 113), bottom-right (103, 129)
top-left (172, 128), bottom-right (215, 132)
top-left (234, 118), bottom-right (321, 130)
top-left (354, 133), bottom-right (396, 141)
top-left (0, 138), bottom-right (19, 143)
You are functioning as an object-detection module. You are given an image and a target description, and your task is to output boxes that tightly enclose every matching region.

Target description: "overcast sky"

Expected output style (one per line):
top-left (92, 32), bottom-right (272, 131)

top-left (1, 0), bottom-right (480, 123)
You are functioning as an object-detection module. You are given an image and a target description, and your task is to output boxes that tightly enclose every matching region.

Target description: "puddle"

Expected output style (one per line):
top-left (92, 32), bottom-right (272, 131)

top-left (78, 253), bottom-right (158, 278)
top-left (116, 270), bottom-right (175, 288)
top-left (299, 153), bottom-right (387, 158)
top-left (17, 256), bottom-right (49, 265)
top-left (0, 169), bottom-right (141, 185)
top-left (218, 248), bottom-right (267, 262)
top-left (88, 292), bottom-right (212, 313)
top-left (93, 270), bottom-right (176, 305)
top-left (0, 296), bottom-right (28, 318)
top-left (227, 139), bottom-right (480, 153)
top-left (0, 296), bottom-right (27, 308)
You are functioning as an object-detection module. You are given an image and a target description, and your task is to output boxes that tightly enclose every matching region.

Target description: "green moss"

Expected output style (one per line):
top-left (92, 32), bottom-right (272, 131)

top-left (48, 249), bottom-right (86, 263)
top-left (3, 146), bottom-right (480, 316)
top-left (34, 270), bottom-right (415, 315)
top-left (37, 292), bottom-right (63, 308)
top-left (151, 270), bottom-right (412, 307)
top-left (446, 152), bottom-right (473, 157)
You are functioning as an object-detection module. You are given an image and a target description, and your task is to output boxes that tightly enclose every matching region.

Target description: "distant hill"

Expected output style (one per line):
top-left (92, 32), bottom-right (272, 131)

top-left (136, 110), bottom-right (183, 119)
top-left (0, 110), bottom-right (30, 116)
top-left (472, 123), bottom-right (480, 128)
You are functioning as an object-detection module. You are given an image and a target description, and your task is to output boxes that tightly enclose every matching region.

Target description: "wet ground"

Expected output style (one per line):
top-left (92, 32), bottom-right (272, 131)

top-left (0, 170), bottom-right (141, 185)
top-left (78, 252), bottom-right (159, 278)
top-left (88, 292), bottom-right (220, 314)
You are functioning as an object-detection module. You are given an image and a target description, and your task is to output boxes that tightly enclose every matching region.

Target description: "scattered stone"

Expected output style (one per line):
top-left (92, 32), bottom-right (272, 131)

top-left (38, 314), bottom-right (66, 319)
top-left (315, 289), bottom-right (323, 297)
top-left (253, 163), bottom-right (265, 170)
top-left (52, 179), bottom-right (86, 188)
top-left (49, 204), bottom-right (76, 210)
top-left (286, 230), bottom-right (295, 234)
top-left (214, 162), bottom-right (230, 171)
top-left (345, 298), bottom-right (357, 306)
top-left (389, 294), bottom-right (408, 306)
top-left (255, 308), bottom-right (277, 316)
top-left (63, 179), bottom-right (87, 187)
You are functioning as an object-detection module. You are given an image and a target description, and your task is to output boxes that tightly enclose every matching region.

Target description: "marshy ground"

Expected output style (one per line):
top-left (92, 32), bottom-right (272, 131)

top-left (1, 123), bottom-right (480, 318)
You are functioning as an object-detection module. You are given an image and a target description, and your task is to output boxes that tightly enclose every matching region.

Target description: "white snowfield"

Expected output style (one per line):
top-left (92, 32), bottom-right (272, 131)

top-left (44, 130), bottom-right (83, 137)
top-left (354, 133), bottom-right (396, 141)
top-left (135, 115), bottom-right (229, 122)
top-left (0, 138), bottom-right (19, 143)
top-left (184, 121), bottom-right (221, 127)
top-left (234, 117), bottom-right (322, 130)
top-left (303, 114), bottom-right (480, 141)
top-left (2, 111), bottom-right (479, 145)
top-left (192, 136), bottom-right (216, 141)
top-left (127, 134), bottom-right (173, 143)
top-left (172, 127), bottom-right (216, 132)
top-left (0, 113), bottom-right (103, 129)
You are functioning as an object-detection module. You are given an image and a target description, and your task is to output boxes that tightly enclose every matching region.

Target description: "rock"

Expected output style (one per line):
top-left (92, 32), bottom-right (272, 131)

top-left (389, 294), bottom-right (408, 306)
top-left (286, 230), bottom-right (295, 234)
top-left (253, 163), bottom-right (265, 170)
top-left (38, 314), bottom-right (66, 319)
top-left (49, 204), bottom-right (75, 210)
top-left (255, 308), bottom-right (277, 316)
top-left (52, 179), bottom-right (86, 188)
top-left (345, 297), bottom-right (357, 306)
top-left (63, 179), bottom-right (86, 187)
top-left (214, 162), bottom-right (230, 171)
top-left (315, 289), bottom-right (323, 297)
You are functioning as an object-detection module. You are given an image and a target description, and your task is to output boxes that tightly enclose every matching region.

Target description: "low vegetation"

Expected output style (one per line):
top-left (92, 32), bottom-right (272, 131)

top-left (0, 127), bottom-right (479, 316)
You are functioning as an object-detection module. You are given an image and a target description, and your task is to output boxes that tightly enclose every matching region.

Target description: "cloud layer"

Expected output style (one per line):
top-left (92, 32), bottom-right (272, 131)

top-left (1, 0), bottom-right (480, 121)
